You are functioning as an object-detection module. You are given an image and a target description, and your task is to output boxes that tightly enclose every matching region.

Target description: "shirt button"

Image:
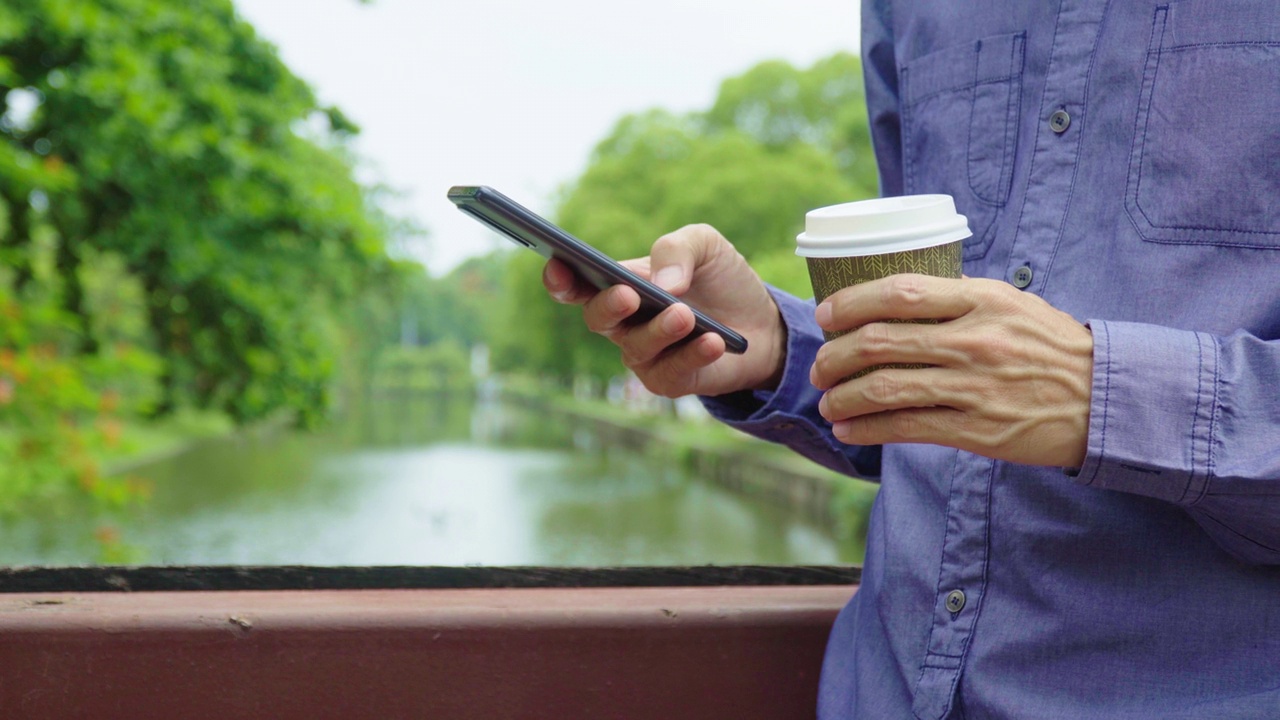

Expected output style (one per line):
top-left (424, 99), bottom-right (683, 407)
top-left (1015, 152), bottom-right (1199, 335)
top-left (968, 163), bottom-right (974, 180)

top-left (945, 589), bottom-right (966, 614)
top-left (1049, 109), bottom-right (1071, 134)
top-left (1011, 265), bottom-right (1033, 289)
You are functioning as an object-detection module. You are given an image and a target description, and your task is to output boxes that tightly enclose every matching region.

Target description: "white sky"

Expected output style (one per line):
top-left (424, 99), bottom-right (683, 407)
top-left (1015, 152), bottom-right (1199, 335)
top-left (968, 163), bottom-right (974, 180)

top-left (232, 0), bottom-right (862, 274)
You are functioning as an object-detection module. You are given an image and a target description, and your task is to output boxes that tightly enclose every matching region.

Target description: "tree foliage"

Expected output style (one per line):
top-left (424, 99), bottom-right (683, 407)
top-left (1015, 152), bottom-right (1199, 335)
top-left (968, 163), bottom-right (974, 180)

top-left (406, 252), bottom-right (505, 351)
top-left (704, 53), bottom-right (879, 193)
top-left (488, 52), bottom-right (879, 384)
top-left (0, 211), bottom-right (160, 513)
top-left (0, 0), bottom-right (408, 512)
top-left (0, 0), bottom-right (400, 427)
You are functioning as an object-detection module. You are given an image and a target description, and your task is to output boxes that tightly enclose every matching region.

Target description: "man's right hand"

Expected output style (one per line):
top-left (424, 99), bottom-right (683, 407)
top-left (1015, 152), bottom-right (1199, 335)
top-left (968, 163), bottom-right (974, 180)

top-left (542, 223), bottom-right (787, 398)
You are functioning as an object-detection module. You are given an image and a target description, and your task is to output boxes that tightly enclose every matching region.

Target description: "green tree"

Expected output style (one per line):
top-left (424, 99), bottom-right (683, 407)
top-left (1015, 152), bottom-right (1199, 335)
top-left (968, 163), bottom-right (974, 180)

top-left (408, 252), bottom-right (507, 350)
top-left (0, 0), bottom-right (397, 426)
top-left (489, 248), bottom-right (624, 387)
top-left (0, 202), bottom-right (159, 514)
top-left (0, 0), bottom-right (409, 515)
top-left (704, 52), bottom-right (879, 195)
top-left (490, 53), bottom-right (879, 384)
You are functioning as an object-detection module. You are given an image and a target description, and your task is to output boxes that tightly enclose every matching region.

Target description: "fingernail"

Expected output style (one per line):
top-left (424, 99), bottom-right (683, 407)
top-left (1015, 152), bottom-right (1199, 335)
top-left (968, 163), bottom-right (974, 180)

top-left (831, 420), bottom-right (851, 440)
top-left (654, 266), bottom-right (683, 290)
top-left (815, 302), bottom-right (832, 328)
top-left (818, 392), bottom-right (829, 418)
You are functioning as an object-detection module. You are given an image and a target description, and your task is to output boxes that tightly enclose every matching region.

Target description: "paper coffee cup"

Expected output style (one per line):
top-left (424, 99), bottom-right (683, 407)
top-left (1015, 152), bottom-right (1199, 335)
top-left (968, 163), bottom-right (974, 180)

top-left (797, 195), bottom-right (969, 374)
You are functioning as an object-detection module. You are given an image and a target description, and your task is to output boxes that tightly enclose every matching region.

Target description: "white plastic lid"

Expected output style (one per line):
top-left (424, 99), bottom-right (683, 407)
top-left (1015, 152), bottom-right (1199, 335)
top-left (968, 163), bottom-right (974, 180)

top-left (795, 195), bottom-right (972, 258)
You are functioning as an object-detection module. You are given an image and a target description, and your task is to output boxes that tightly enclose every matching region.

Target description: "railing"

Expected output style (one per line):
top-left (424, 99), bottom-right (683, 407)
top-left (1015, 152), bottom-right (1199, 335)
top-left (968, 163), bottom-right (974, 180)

top-left (0, 565), bottom-right (859, 720)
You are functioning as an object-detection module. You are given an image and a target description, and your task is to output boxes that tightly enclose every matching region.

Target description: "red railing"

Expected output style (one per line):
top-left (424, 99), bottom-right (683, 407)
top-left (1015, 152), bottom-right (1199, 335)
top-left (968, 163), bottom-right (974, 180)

top-left (0, 566), bottom-right (858, 720)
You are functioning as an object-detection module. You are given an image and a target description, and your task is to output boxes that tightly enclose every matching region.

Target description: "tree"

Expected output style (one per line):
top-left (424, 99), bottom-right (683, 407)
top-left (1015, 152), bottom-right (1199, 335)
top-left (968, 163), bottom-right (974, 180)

top-left (490, 53), bottom-right (879, 384)
top-left (407, 252), bottom-right (507, 351)
top-left (0, 0), bottom-right (397, 425)
top-left (704, 52), bottom-right (880, 195)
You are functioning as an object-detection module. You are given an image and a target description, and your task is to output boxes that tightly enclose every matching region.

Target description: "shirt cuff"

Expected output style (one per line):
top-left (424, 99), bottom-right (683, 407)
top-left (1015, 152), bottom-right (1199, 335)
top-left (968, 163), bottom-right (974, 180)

top-left (701, 287), bottom-right (824, 423)
top-left (1075, 320), bottom-right (1220, 505)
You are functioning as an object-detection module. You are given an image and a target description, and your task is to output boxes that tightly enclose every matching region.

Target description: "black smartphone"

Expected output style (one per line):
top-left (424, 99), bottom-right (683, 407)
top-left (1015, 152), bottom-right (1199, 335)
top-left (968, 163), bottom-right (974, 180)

top-left (447, 185), bottom-right (748, 354)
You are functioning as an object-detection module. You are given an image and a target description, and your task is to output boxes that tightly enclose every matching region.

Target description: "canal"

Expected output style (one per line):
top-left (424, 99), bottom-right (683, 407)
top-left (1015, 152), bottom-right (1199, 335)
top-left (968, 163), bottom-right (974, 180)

top-left (0, 395), bottom-right (863, 567)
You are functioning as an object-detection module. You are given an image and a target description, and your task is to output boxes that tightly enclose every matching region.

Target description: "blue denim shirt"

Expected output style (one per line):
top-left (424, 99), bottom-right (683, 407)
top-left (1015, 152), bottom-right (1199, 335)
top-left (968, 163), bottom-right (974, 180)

top-left (705, 1), bottom-right (1280, 718)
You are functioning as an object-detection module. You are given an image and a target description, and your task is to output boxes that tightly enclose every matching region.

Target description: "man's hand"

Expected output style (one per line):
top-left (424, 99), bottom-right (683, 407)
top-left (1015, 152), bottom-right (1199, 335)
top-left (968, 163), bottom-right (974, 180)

top-left (543, 224), bottom-right (786, 398)
top-left (810, 274), bottom-right (1093, 468)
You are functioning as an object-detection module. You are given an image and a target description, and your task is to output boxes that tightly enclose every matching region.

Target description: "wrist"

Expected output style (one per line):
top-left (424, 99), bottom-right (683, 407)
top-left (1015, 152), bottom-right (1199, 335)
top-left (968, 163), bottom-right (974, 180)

top-left (749, 307), bottom-right (788, 392)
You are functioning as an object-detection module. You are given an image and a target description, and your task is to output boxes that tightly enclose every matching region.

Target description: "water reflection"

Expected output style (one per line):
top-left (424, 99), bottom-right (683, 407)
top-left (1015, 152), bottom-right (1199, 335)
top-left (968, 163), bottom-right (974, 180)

top-left (0, 394), bottom-right (857, 566)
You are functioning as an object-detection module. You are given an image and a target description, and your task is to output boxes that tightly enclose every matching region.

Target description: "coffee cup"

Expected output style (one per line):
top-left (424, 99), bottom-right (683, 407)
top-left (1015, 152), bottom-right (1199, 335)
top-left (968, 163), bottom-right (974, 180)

top-left (796, 195), bottom-right (969, 375)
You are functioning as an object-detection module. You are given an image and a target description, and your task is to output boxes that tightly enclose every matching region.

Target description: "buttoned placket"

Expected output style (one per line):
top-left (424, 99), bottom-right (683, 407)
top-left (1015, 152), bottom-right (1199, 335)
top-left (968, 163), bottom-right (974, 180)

top-left (910, 452), bottom-right (996, 720)
top-left (1003, 0), bottom-right (1109, 299)
top-left (910, 3), bottom-right (1111, 719)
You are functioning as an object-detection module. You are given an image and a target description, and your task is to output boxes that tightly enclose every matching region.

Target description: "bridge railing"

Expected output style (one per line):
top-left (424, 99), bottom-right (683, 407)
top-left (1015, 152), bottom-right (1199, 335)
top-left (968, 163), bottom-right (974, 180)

top-left (0, 565), bottom-right (859, 720)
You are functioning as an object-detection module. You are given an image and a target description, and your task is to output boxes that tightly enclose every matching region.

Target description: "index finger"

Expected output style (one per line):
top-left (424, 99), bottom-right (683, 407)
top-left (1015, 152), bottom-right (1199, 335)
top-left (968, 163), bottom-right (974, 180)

top-left (817, 274), bottom-right (976, 333)
top-left (542, 258), bottom-right (600, 305)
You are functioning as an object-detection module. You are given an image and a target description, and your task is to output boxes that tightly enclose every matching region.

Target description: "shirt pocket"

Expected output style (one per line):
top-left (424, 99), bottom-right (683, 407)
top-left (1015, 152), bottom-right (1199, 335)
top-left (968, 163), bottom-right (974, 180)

top-left (1126, 4), bottom-right (1280, 249)
top-left (900, 32), bottom-right (1025, 261)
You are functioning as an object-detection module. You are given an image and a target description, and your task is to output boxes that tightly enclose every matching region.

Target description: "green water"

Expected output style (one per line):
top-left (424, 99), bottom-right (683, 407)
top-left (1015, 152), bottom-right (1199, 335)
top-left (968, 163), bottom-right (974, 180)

top-left (0, 396), bottom-right (860, 566)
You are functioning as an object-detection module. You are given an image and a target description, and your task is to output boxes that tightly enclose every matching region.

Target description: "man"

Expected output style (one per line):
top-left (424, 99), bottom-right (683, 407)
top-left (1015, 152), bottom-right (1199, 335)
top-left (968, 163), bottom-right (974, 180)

top-left (545, 1), bottom-right (1280, 717)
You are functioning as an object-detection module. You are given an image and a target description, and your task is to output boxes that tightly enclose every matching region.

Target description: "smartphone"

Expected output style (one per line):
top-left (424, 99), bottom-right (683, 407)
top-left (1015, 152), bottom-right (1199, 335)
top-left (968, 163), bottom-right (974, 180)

top-left (448, 185), bottom-right (748, 354)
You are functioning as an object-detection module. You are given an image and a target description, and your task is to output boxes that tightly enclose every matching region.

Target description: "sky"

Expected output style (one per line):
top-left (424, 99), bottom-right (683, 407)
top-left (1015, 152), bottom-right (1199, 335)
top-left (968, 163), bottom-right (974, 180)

top-left (232, 0), bottom-right (862, 275)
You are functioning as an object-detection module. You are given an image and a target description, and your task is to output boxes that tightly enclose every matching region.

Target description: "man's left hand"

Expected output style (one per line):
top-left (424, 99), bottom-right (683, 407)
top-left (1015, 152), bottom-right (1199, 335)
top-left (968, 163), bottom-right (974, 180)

top-left (810, 274), bottom-right (1093, 468)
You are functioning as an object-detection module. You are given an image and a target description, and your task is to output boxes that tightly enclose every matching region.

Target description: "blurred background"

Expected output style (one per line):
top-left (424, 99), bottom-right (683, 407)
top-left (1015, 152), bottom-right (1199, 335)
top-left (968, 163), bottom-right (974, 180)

top-left (0, 0), bottom-right (879, 567)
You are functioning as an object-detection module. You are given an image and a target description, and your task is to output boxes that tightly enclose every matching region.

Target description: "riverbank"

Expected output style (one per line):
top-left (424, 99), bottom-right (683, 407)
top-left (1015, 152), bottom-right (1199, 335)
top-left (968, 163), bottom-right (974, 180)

top-left (101, 411), bottom-right (264, 478)
top-left (3, 391), bottom-right (856, 567)
top-left (497, 378), bottom-right (878, 553)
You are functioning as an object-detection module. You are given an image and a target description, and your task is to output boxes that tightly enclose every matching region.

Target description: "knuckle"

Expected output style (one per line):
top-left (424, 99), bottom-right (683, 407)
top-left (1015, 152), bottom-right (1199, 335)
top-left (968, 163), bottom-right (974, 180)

top-left (620, 353), bottom-right (642, 373)
top-left (641, 378), bottom-right (675, 398)
top-left (854, 323), bottom-right (895, 361)
top-left (583, 313), bottom-right (610, 336)
top-left (862, 370), bottom-right (902, 409)
top-left (651, 232), bottom-right (682, 256)
top-left (989, 277), bottom-right (1022, 300)
top-left (649, 362), bottom-right (689, 399)
top-left (884, 274), bottom-right (929, 308)
top-left (976, 279), bottom-right (1023, 315)
top-left (618, 330), bottom-right (662, 365)
top-left (629, 358), bottom-right (681, 398)
top-left (656, 223), bottom-right (715, 252)
top-left (584, 307), bottom-right (620, 337)
top-left (686, 223), bottom-right (732, 254)
top-left (581, 292), bottom-right (616, 331)
top-left (945, 328), bottom-right (982, 363)
top-left (685, 222), bottom-right (719, 240)
top-left (812, 345), bottom-right (835, 382)
top-left (952, 325), bottom-right (1013, 366)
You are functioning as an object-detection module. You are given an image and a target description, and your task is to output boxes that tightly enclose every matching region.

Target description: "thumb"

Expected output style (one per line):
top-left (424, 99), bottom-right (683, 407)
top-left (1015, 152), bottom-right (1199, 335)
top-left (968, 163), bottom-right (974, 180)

top-left (649, 224), bottom-right (722, 296)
